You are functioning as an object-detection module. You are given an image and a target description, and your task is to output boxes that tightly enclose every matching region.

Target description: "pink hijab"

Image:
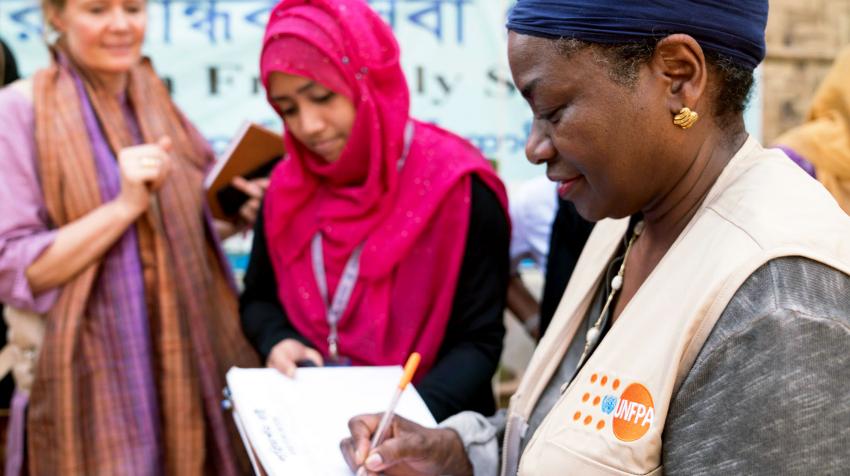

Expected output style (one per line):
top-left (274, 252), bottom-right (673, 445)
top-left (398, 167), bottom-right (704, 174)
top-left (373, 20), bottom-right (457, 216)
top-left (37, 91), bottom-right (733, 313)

top-left (261, 0), bottom-right (507, 377)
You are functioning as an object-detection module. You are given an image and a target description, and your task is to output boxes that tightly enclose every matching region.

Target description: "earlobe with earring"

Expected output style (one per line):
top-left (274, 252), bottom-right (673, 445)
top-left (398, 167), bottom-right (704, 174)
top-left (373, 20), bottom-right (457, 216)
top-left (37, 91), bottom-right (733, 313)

top-left (42, 25), bottom-right (61, 45)
top-left (673, 107), bottom-right (699, 129)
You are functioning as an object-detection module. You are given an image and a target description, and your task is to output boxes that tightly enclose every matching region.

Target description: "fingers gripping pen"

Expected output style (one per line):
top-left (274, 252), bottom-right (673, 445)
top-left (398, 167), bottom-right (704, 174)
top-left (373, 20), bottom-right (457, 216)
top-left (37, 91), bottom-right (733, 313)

top-left (370, 352), bottom-right (421, 448)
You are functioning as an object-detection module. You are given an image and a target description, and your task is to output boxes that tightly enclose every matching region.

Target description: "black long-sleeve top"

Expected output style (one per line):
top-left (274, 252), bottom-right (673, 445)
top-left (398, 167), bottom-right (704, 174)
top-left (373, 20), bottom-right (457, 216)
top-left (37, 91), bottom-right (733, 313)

top-left (240, 175), bottom-right (509, 421)
top-left (1, 38), bottom-right (20, 86)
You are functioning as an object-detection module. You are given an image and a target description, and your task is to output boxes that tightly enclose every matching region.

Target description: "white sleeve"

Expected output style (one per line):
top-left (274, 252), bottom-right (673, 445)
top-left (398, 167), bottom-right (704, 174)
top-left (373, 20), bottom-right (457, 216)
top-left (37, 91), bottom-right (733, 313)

top-left (439, 410), bottom-right (505, 476)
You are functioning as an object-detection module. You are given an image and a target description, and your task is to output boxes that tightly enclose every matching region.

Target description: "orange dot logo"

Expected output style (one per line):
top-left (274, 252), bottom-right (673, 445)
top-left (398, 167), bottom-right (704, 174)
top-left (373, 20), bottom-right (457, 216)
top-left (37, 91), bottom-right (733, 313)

top-left (612, 383), bottom-right (655, 442)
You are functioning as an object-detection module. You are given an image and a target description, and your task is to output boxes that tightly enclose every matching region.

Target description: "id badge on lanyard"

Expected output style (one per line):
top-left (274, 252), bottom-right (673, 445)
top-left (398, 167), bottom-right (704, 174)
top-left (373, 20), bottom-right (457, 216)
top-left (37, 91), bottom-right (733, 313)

top-left (308, 121), bottom-right (415, 366)
top-left (311, 234), bottom-right (361, 366)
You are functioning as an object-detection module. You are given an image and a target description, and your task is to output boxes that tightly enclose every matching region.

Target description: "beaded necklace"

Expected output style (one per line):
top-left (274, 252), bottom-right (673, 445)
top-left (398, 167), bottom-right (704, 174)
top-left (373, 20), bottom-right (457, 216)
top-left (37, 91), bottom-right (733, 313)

top-left (575, 220), bottom-right (645, 369)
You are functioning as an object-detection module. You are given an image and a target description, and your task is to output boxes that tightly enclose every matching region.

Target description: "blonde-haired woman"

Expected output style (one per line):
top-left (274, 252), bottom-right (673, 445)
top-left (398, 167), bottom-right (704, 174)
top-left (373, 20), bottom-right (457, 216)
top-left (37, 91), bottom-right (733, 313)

top-left (0, 0), bottom-right (258, 473)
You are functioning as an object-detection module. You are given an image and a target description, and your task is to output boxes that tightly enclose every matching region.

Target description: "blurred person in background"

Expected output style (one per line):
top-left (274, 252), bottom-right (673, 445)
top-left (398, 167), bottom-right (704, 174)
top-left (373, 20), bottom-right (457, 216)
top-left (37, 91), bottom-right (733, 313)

top-left (537, 198), bottom-right (594, 338)
top-left (0, 35), bottom-right (20, 469)
top-left (506, 178), bottom-right (594, 340)
top-left (0, 0), bottom-right (259, 473)
top-left (505, 176), bottom-right (557, 339)
top-left (775, 46), bottom-right (850, 215)
top-left (240, 0), bottom-right (510, 422)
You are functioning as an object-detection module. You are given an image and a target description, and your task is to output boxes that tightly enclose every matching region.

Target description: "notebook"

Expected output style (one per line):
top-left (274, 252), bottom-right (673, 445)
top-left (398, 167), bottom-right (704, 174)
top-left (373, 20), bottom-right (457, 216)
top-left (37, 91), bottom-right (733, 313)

top-left (225, 366), bottom-right (437, 476)
top-left (205, 122), bottom-right (284, 221)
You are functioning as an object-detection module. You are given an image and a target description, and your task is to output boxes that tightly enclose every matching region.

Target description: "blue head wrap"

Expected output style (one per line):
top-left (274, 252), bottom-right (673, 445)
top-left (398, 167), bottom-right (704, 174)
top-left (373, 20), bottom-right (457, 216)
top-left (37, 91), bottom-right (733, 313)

top-left (507, 0), bottom-right (768, 70)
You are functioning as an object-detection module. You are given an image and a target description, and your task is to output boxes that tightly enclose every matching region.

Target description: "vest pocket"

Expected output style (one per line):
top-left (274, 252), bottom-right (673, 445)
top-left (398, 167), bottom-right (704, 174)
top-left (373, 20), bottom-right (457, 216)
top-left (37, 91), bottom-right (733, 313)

top-left (520, 438), bottom-right (663, 476)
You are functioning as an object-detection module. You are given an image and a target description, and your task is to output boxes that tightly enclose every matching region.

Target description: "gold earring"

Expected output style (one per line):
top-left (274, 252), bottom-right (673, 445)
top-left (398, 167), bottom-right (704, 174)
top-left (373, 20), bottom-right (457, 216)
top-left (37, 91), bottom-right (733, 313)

top-left (673, 107), bottom-right (699, 129)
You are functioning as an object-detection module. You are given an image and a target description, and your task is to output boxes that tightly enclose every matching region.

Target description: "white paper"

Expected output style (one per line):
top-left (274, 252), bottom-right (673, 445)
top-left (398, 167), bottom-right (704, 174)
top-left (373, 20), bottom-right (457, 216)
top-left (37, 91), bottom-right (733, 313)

top-left (226, 366), bottom-right (437, 476)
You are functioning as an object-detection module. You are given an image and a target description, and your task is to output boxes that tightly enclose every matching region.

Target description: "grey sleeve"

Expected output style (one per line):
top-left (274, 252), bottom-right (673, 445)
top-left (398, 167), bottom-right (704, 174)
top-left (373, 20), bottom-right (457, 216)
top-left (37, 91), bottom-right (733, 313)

top-left (439, 410), bottom-right (507, 476)
top-left (663, 258), bottom-right (850, 476)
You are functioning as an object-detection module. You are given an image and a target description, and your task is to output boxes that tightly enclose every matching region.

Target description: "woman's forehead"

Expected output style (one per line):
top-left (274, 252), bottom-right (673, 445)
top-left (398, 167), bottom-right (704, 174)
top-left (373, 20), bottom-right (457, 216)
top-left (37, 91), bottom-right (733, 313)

top-left (509, 35), bottom-right (556, 84)
top-left (509, 34), bottom-right (595, 98)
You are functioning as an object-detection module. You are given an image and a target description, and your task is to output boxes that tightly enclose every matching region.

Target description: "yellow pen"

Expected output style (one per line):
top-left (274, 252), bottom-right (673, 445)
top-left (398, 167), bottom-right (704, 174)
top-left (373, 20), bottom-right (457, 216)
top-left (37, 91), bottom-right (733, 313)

top-left (370, 352), bottom-right (422, 448)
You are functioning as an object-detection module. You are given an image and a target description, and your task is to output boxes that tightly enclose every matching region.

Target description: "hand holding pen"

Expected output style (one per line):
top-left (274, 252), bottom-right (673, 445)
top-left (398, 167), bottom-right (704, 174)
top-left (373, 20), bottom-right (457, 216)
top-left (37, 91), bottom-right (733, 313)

top-left (369, 352), bottom-right (421, 449)
top-left (340, 353), bottom-right (473, 476)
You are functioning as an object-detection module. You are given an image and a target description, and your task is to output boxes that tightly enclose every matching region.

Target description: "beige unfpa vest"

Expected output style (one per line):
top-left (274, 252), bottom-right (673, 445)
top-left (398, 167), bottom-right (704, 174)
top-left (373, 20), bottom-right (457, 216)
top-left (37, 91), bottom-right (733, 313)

top-left (502, 137), bottom-right (850, 476)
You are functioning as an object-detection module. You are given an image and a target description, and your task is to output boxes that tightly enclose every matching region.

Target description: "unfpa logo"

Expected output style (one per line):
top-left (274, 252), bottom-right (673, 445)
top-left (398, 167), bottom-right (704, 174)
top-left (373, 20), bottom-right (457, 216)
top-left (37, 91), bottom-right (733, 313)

top-left (611, 383), bottom-right (654, 442)
top-left (573, 374), bottom-right (655, 442)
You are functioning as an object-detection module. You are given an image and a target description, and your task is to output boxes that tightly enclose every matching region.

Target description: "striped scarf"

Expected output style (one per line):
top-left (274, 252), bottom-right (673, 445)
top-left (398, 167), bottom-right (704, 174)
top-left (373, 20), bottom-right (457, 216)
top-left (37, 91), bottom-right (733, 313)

top-left (29, 49), bottom-right (258, 475)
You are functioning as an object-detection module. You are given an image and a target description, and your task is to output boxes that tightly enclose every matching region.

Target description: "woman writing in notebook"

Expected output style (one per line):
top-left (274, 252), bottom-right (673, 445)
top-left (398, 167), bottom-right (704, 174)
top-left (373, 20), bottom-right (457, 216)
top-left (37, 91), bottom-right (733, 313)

top-left (342, 1), bottom-right (850, 474)
top-left (240, 0), bottom-right (510, 422)
top-left (0, 0), bottom-right (258, 473)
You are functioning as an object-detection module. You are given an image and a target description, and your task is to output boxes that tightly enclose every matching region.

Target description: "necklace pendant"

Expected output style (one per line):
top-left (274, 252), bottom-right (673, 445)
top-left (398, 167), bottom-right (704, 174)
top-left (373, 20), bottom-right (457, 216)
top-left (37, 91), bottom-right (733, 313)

top-left (611, 275), bottom-right (623, 291)
top-left (585, 326), bottom-right (601, 349)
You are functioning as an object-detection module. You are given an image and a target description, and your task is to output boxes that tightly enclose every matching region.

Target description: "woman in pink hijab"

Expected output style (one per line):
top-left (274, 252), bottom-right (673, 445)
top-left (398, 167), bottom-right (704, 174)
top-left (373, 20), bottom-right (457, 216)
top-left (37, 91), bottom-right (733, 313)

top-left (239, 0), bottom-right (510, 421)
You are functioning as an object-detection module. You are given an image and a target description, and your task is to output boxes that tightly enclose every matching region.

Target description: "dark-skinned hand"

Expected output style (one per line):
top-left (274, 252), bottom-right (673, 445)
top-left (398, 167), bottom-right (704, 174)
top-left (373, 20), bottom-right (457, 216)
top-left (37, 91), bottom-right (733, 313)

top-left (340, 413), bottom-right (473, 476)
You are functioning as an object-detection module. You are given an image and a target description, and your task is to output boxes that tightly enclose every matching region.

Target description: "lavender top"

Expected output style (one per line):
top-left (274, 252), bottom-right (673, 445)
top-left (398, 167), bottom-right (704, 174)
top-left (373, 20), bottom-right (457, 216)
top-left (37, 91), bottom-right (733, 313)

top-left (1, 65), bottom-right (242, 475)
top-left (0, 86), bottom-right (60, 313)
top-left (777, 145), bottom-right (817, 178)
top-left (0, 80), bottom-right (162, 473)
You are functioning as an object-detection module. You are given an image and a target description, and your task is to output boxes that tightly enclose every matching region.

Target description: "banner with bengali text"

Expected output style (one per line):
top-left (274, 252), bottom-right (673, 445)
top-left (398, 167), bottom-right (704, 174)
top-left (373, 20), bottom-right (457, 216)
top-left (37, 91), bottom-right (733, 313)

top-left (1, 0), bottom-right (761, 185)
top-left (1, 0), bottom-right (551, 183)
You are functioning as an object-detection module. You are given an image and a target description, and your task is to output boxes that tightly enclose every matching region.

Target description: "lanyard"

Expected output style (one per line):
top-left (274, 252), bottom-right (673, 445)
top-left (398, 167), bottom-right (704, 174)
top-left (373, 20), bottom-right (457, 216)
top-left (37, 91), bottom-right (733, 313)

top-left (311, 234), bottom-right (363, 360)
top-left (310, 120), bottom-right (415, 360)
